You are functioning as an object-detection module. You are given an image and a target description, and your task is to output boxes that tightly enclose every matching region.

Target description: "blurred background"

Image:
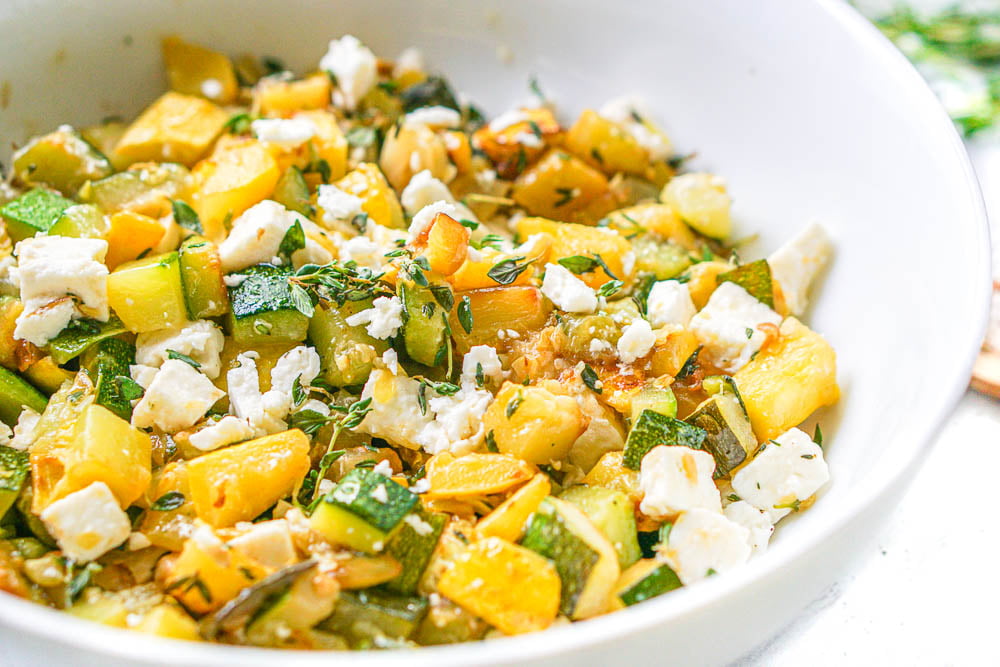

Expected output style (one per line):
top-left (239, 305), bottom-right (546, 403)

top-left (736, 2), bottom-right (999, 664)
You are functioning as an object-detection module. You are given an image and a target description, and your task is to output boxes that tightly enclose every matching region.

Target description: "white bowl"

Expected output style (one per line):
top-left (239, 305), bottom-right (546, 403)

top-left (0, 0), bottom-right (989, 665)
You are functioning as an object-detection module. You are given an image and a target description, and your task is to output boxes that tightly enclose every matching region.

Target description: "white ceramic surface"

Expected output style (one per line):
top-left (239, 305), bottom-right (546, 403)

top-left (0, 0), bottom-right (990, 665)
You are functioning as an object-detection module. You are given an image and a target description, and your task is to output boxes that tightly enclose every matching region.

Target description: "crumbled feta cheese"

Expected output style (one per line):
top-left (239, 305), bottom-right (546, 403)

top-left (40, 482), bottom-right (131, 562)
top-left (371, 484), bottom-right (389, 503)
top-left (402, 106), bottom-right (462, 129)
top-left (135, 320), bottom-right (226, 379)
top-left (8, 407), bottom-right (40, 451)
top-left (688, 281), bottom-right (782, 373)
top-left (599, 95), bottom-right (671, 161)
top-left (262, 345), bottom-right (322, 415)
top-left (372, 459), bottom-right (394, 477)
top-left (13, 236), bottom-right (109, 345)
top-left (223, 274), bottom-right (247, 287)
top-left (639, 445), bottom-right (722, 518)
top-left (318, 479), bottom-right (335, 496)
top-left (646, 280), bottom-right (696, 328)
top-left (408, 200), bottom-right (464, 239)
top-left (218, 200), bottom-right (300, 272)
top-left (589, 338), bottom-right (614, 354)
top-left (423, 387), bottom-right (492, 455)
top-left (382, 348), bottom-right (400, 375)
top-left (0, 422), bottom-right (10, 447)
top-left (0, 255), bottom-right (18, 297)
top-left (617, 318), bottom-right (656, 363)
top-left (411, 477), bottom-right (431, 494)
top-left (129, 364), bottom-right (158, 390)
top-left (228, 520), bottom-right (296, 569)
top-left (461, 345), bottom-right (503, 387)
top-left (767, 222), bottom-right (833, 316)
top-left (488, 109), bottom-right (530, 133)
top-left (298, 399), bottom-right (330, 416)
top-left (128, 531), bottom-right (152, 551)
top-left (732, 427), bottom-right (829, 522)
top-left (131, 359), bottom-right (225, 432)
top-left (393, 47), bottom-right (424, 77)
top-left (227, 353), bottom-right (287, 436)
top-left (317, 184), bottom-right (364, 225)
top-left (403, 513), bottom-right (434, 536)
top-left (345, 296), bottom-right (403, 339)
top-left (251, 116), bottom-right (318, 149)
top-left (723, 500), bottom-right (774, 554)
top-left (319, 35), bottom-right (377, 110)
top-left (540, 263), bottom-right (597, 313)
top-left (512, 131), bottom-right (543, 147)
top-left (400, 171), bottom-right (476, 226)
top-left (188, 415), bottom-right (254, 452)
top-left (200, 78), bottom-right (223, 99)
top-left (657, 508), bottom-right (751, 585)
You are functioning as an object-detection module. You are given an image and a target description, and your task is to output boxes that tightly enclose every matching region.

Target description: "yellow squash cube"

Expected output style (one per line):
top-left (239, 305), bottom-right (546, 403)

top-left (295, 109), bottom-right (348, 181)
top-left (565, 109), bottom-right (649, 176)
top-left (660, 173), bottom-right (732, 239)
top-left (331, 162), bottom-right (405, 230)
top-left (191, 138), bottom-right (280, 241)
top-left (162, 36), bottom-right (239, 105)
top-left (424, 452), bottom-right (536, 500)
top-left (516, 216), bottom-right (634, 288)
top-left (511, 150), bottom-right (614, 224)
top-left (446, 286), bottom-right (552, 352)
top-left (483, 382), bottom-right (587, 465)
top-left (438, 536), bottom-right (561, 635)
top-left (379, 125), bottom-right (452, 192)
top-left (133, 603), bottom-right (200, 640)
top-left (186, 429), bottom-right (311, 527)
top-left (107, 252), bottom-right (188, 333)
top-left (256, 73), bottom-right (332, 116)
top-left (734, 317), bottom-right (839, 442)
top-left (603, 202), bottom-right (699, 251)
top-left (116, 92), bottom-right (228, 166)
top-left (476, 473), bottom-right (551, 542)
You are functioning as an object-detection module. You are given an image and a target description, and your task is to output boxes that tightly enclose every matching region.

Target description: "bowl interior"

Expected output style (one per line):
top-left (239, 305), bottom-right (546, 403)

top-left (0, 0), bottom-right (989, 664)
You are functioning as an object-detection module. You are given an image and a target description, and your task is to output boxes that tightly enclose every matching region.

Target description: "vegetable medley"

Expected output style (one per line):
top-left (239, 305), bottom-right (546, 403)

top-left (0, 34), bottom-right (839, 648)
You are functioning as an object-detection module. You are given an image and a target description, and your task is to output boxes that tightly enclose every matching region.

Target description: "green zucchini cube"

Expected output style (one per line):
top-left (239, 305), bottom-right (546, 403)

top-left (226, 264), bottom-right (309, 345)
top-left (309, 299), bottom-right (387, 387)
top-left (180, 235), bottom-right (229, 319)
top-left (0, 365), bottom-right (48, 425)
top-left (309, 468), bottom-right (418, 553)
top-left (46, 315), bottom-right (127, 365)
top-left (685, 391), bottom-right (756, 478)
top-left (617, 559), bottom-right (682, 607)
top-left (623, 409), bottom-right (706, 470)
top-left (319, 589), bottom-right (428, 644)
top-left (399, 281), bottom-right (448, 367)
top-left (559, 485), bottom-right (640, 570)
top-left (83, 338), bottom-right (136, 421)
top-left (0, 188), bottom-right (75, 242)
top-left (0, 445), bottom-right (29, 519)
top-left (384, 508), bottom-right (447, 595)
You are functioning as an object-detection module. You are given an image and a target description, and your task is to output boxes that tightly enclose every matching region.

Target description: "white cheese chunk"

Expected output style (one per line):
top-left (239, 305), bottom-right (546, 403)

top-left (13, 235), bottom-right (109, 345)
top-left (646, 280), bottom-right (696, 328)
top-left (402, 106), bottom-right (462, 130)
top-left (188, 415), bottom-right (254, 452)
top-left (400, 171), bottom-right (476, 226)
top-left (688, 281), bottom-right (782, 373)
top-left (657, 508), bottom-right (751, 585)
top-left (131, 359), bottom-right (225, 433)
top-left (317, 184), bottom-right (364, 226)
top-left (40, 482), bottom-right (131, 562)
top-left (639, 445), bottom-right (722, 518)
top-left (408, 199), bottom-right (465, 239)
top-left (767, 222), bottom-right (833, 316)
top-left (263, 345), bottom-right (323, 415)
top-left (251, 116), bottom-right (318, 149)
top-left (128, 531), bottom-right (152, 551)
top-left (392, 47), bottom-right (424, 77)
top-left (135, 320), bottom-right (226, 379)
top-left (319, 34), bottom-right (377, 110)
top-left (540, 263), bottom-right (597, 313)
top-left (732, 427), bottom-right (829, 522)
top-left (8, 407), bottom-right (41, 451)
top-left (422, 387), bottom-right (492, 455)
top-left (345, 295), bottom-right (403, 339)
top-left (218, 200), bottom-right (297, 272)
top-left (129, 364), bottom-right (159, 390)
top-left (460, 345), bottom-right (503, 387)
top-left (617, 318), bottom-right (656, 363)
top-left (488, 110), bottom-right (530, 133)
top-left (226, 353), bottom-right (287, 437)
top-left (227, 519), bottom-right (296, 570)
top-left (723, 500), bottom-right (775, 554)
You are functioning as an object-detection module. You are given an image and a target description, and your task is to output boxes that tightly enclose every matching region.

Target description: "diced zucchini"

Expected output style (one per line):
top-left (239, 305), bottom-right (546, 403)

top-left (48, 204), bottom-right (109, 239)
top-left (615, 558), bottom-right (682, 607)
top-left (416, 596), bottom-right (488, 645)
top-left (0, 365), bottom-right (47, 425)
top-left (319, 589), bottom-right (427, 645)
top-left (716, 259), bottom-right (774, 307)
top-left (0, 445), bottom-right (29, 519)
top-left (68, 591), bottom-right (129, 627)
top-left (245, 570), bottom-right (339, 646)
top-left (309, 469), bottom-right (418, 554)
top-left (686, 388), bottom-right (756, 478)
top-left (226, 264), bottom-right (308, 346)
top-left (399, 281), bottom-right (448, 366)
top-left (179, 235), bottom-right (228, 318)
top-left (82, 338), bottom-right (136, 421)
top-left (107, 252), bottom-right (188, 333)
top-left (12, 128), bottom-right (113, 196)
top-left (0, 188), bottom-right (75, 242)
top-left (309, 298), bottom-right (387, 387)
top-left (8, 536), bottom-right (48, 559)
top-left (520, 496), bottom-right (620, 620)
top-left (46, 316), bottom-right (127, 365)
top-left (632, 237), bottom-right (692, 280)
top-left (622, 409), bottom-right (706, 470)
top-left (629, 384), bottom-right (678, 422)
top-left (82, 163), bottom-right (190, 217)
top-left (384, 508), bottom-right (446, 595)
top-left (559, 485), bottom-right (641, 570)
top-left (272, 166), bottom-right (313, 218)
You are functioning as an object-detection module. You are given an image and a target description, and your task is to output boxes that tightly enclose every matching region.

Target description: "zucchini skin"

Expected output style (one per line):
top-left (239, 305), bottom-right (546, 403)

top-left (384, 509), bottom-right (447, 595)
top-left (618, 562), bottom-right (682, 606)
top-left (86, 338), bottom-right (136, 421)
top-left (685, 392), bottom-right (755, 478)
top-left (623, 409), bottom-right (706, 470)
top-left (0, 365), bottom-right (48, 425)
top-left (226, 264), bottom-right (309, 345)
top-left (0, 445), bottom-right (29, 519)
top-left (46, 315), bottom-right (127, 365)
top-left (399, 281), bottom-right (448, 367)
top-left (179, 235), bottom-right (229, 319)
top-left (320, 589), bottom-right (429, 644)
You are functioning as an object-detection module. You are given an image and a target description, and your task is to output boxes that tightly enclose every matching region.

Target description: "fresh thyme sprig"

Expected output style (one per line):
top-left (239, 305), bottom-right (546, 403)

top-left (288, 261), bottom-right (394, 317)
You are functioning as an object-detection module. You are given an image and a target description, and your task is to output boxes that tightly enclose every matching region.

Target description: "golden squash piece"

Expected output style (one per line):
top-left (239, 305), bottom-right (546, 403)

top-left (472, 107), bottom-right (561, 177)
top-left (104, 210), bottom-right (167, 270)
top-left (603, 202), bottom-right (699, 251)
top-left (32, 403), bottom-right (152, 512)
top-left (256, 73), bottom-right (332, 116)
top-left (107, 252), bottom-right (188, 333)
top-left (295, 109), bottom-right (348, 181)
top-left (660, 172), bottom-right (732, 240)
top-left (483, 382), bottom-right (587, 466)
top-left (438, 536), bottom-right (561, 635)
top-left (22, 356), bottom-right (74, 395)
top-left (684, 260), bottom-right (734, 309)
top-left (380, 125), bottom-right (452, 192)
top-left (564, 109), bottom-right (649, 176)
top-left (582, 451), bottom-right (641, 507)
top-left (191, 138), bottom-right (280, 241)
top-left (648, 325), bottom-right (700, 378)
top-left (133, 603), bottom-right (200, 640)
top-left (116, 92), bottom-right (228, 167)
top-left (331, 162), bottom-right (406, 230)
top-left (516, 216), bottom-right (634, 288)
top-left (447, 286), bottom-right (552, 353)
top-left (511, 150), bottom-right (614, 224)
top-left (186, 429), bottom-right (311, 527)
top-left (141, 461), bottom-right (196, 552)
top-left (448, 235), bottom-right (551, 291)
top-left (476, 473), bottom-right (551, 542)
top-left (415, 212), bottom-right (470, 276)
top-left (734, 317), bottom-right (839, 442)
top-left (162, 36), bottom-right (239, 105)
top-left (424, 452), bottom-right (536, 499)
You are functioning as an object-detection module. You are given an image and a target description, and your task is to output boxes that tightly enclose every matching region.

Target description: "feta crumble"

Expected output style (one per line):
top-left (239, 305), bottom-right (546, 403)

top-left (40, 482), bottom-right (131, 562)
top-left (319, 35), bottom-right (377, 110)
top-left (688, 281), bottom-right (782, 373)
top-left (8, 407), bottom-right (41, 451)
top-left (400, 170), bottom-right (476, 224)
top-left (227, 520), bottom-right (296, 570)
top-left (540, 263), bottom-right (597, 313)
top-left (393, 47), bottom-right (424, 77)
top-left (135, 320), bottom-right (226, 379)
top-left (189, 415), bottom-right (255, 452)
top-left (227, 353), bottom-right (287, 437)
top-left (617, 318), bottom-right (656, 363)
top-left (657, 508), bottom-right (751, 585)
top-left (461, 345), bottom-right (503, 387)
top-left (767, 222), bottom-right (833, 316)
top-left (646, 280), bottom-right (696, 328)
top-left (372, 459), bottom-right (394, 477)
top-left (488, 109), bottom-right (530, 133)
top-left (639, 445), bottom-right (722, 518)
top-left (129, 364), bottom-right (158, 390)
top-left (402, 106), bottom-right (462, 129)
top-left (219, 200), bottom-right (327, 272)
top-left (317, 184), bottom-right (364, 225)
top-left (131, 359), bottom-right (226, 432)
top-left (723, 500), bottom-right (774, 554)
top-left (403, 513), bottom-right (435, 536)
top-left (251, 116), bottom-right (318, 149)
top-left (346, 295), bottom-right (403, 339)
top-left (732, 427), bottom-right (829, 522)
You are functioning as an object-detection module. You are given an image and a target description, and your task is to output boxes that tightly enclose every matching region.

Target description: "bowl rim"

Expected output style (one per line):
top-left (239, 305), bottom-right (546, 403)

top-left (0, 0), bottom-right (991, 664)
